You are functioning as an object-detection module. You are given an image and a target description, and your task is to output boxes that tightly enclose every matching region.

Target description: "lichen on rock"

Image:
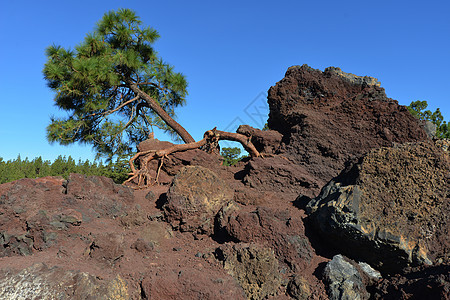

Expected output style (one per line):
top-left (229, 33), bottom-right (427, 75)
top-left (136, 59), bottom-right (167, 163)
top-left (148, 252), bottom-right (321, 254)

top-left (163, 166), bottom-right (234, 234)
top-left (307, 142), bottom-right (449, 272)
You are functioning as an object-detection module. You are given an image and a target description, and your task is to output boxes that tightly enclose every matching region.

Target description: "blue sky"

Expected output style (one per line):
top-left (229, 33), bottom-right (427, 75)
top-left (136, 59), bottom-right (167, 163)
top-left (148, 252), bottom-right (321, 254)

top-left (1, 0), bottom-right (449, 162)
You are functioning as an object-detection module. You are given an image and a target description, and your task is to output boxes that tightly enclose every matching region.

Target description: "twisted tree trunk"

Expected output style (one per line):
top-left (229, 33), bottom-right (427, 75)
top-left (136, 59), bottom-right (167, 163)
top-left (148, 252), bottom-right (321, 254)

top-left (124, 128), bottom-right (260, 188)
top-left (129, 83), bottom-right (195, 144)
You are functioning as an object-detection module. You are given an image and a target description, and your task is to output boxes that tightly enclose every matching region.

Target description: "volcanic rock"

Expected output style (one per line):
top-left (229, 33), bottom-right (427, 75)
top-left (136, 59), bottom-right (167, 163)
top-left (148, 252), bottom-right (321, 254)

top-left (0, 263), bottom-right (130, 299)
top-left (323, 254), bottom-right (381, 300)
top-left (216, 205), bottom-right (314, 271)
top-left (215, 243), bottom-right (281, 300)
top-left (166, 149), bottom-right (223, 176)
top-left (287, 275), bottom-right (312, 300)
top-left (369, 264), bottom-right (450, 299)
top-left (323, 254), bottom-right (370, 300)
top-left (0, 175), bottom-right (133, 258)
top-left (136, 137), bottom-right (224, 184)
top-left (266, 65), bottom-right (429, 192)
top-left (163, 166), bottom-right (234, 234)
top-left (236, 125), bottom-right (282, 154)
top-left (140, 265), bottom-right (246, 300)
top-left (65, 173), bottom-right (134, 218)
top-left (307, 141), bottom-right (449, 273)
top-left (241, 156), bottom-right (321, 199)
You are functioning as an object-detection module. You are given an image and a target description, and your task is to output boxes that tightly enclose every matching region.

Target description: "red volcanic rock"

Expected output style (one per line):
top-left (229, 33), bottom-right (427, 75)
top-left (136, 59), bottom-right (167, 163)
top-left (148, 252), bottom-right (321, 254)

top-left (217, 204), bottom-right (314, 271)
top-left (266, 65), bottom-right (429, 191)
top-left (140, 265), bottom-right (246, 300)
top-left (0, 65), bottom-right (446, 299)
top-left (216, 203), bottom-right (328, 297)
top-left (241, 156), bottom-right (321, 198)
top-left (236, 125), bottom-right (283, 154)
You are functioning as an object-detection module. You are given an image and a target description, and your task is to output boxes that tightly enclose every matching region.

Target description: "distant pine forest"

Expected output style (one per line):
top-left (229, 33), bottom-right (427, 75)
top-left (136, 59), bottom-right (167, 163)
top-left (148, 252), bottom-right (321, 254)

top-left (0, 155), bottom-right (129, 184)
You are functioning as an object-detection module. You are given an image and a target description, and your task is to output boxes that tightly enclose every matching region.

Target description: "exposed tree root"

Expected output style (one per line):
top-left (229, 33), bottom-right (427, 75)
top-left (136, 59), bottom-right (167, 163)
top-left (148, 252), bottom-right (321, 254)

top-left (124, 128), bottom-right (260, 189)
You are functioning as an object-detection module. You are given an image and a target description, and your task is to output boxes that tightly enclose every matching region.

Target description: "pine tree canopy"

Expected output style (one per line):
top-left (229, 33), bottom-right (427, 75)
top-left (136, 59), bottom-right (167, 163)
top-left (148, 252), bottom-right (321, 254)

top-left (43, 8), bottom-right (194, 161)
top-left (407, 100), bottom-right (450, 139)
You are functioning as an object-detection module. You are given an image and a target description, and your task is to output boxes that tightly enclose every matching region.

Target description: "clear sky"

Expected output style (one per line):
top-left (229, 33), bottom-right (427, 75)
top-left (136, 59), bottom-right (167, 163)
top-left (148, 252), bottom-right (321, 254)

top-left (1, 0), bottom-right (449, 162)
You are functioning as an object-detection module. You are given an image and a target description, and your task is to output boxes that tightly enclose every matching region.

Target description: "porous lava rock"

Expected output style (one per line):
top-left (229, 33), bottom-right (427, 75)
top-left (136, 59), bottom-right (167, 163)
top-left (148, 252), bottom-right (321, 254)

top-left (215, 243), bottom-right (281, 300)
top-left (163, 166), bottom-right (234, 234)
top-left (140, 265), bottom-right (246, 300)
top-left (286, 275), bottom-right (312, 300)
top-left (215, 204), bottom-right (329, 298)
top-left (369, 264), bottom-right (450, 299)
top-left (266, 65), bottom-right (429, 192)
top-left (307, 141), bottom-right (449, 273)
top-left (236, 125), bottom-right (282, 154)
top-left (241, 156), bottom-right (321, 198)
top-left (216, 204), bottom-right (314, 271)
top-left (0, 263), bottom-right (130, 299)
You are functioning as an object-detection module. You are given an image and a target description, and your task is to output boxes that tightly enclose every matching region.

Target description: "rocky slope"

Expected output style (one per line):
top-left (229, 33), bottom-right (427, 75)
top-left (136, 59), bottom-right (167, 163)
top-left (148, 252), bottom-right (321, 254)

top-left (267, 65), bottom-right (428, 194)
top-left (0, 65), bottom-right (448, 299)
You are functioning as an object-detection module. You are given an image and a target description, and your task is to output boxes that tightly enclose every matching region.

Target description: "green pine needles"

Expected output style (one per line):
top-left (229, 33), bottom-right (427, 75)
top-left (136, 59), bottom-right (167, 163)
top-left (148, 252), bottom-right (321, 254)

top-left (0, 155), bottom-right (129, 184)
top-left (43, 8), bottom-right (192, 161)
top-left (407, 100), bottom-right (449, 139)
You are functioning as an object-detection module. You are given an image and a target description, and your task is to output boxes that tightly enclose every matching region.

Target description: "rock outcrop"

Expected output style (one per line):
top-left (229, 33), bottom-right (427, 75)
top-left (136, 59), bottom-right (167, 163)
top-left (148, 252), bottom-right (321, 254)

top-left (266, 64), bottom-right (429, 192)
top-left (307, 142), bottom-right (449, 273)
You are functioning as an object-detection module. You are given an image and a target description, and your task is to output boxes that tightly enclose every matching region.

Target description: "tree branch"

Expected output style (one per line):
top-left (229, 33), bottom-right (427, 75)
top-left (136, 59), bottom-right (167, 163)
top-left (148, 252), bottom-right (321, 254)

top-left (124, 128), bottom-right (260, 188)
top-left (214, 130), bottom-right (260, 157)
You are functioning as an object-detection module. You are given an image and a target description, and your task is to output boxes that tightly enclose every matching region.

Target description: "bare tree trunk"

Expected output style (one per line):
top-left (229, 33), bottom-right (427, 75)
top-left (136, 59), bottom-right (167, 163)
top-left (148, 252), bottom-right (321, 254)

top-left (125, 128), bottom-right (261, 188)
top-left (214, 129), bottom-right (260, 157)
top-left (129, 83), bottom-right (195, 144)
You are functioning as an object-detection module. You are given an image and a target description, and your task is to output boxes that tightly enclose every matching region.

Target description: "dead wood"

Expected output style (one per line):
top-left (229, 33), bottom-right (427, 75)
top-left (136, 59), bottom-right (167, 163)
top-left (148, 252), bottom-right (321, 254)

top-left (124, 128), bottom-right (260, 189)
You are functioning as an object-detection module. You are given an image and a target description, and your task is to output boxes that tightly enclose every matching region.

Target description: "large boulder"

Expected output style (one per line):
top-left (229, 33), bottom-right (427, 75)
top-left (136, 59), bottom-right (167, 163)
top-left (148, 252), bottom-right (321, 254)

top-left (307, 142), bottom-right (449, 273)
top-left (163, 166), bottom-right (234, 234)
top-left (267, 65), bottom-right (429, 191)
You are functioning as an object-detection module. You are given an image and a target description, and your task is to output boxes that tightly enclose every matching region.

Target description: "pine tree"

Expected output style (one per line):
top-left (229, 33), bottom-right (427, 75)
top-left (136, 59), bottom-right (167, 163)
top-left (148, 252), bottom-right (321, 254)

top-left (408, 100), bottom-right (449, 139)
top-left (221, 147), bottom-right (242, 166)
top-left (43, 8), bottom-right (193, 161)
